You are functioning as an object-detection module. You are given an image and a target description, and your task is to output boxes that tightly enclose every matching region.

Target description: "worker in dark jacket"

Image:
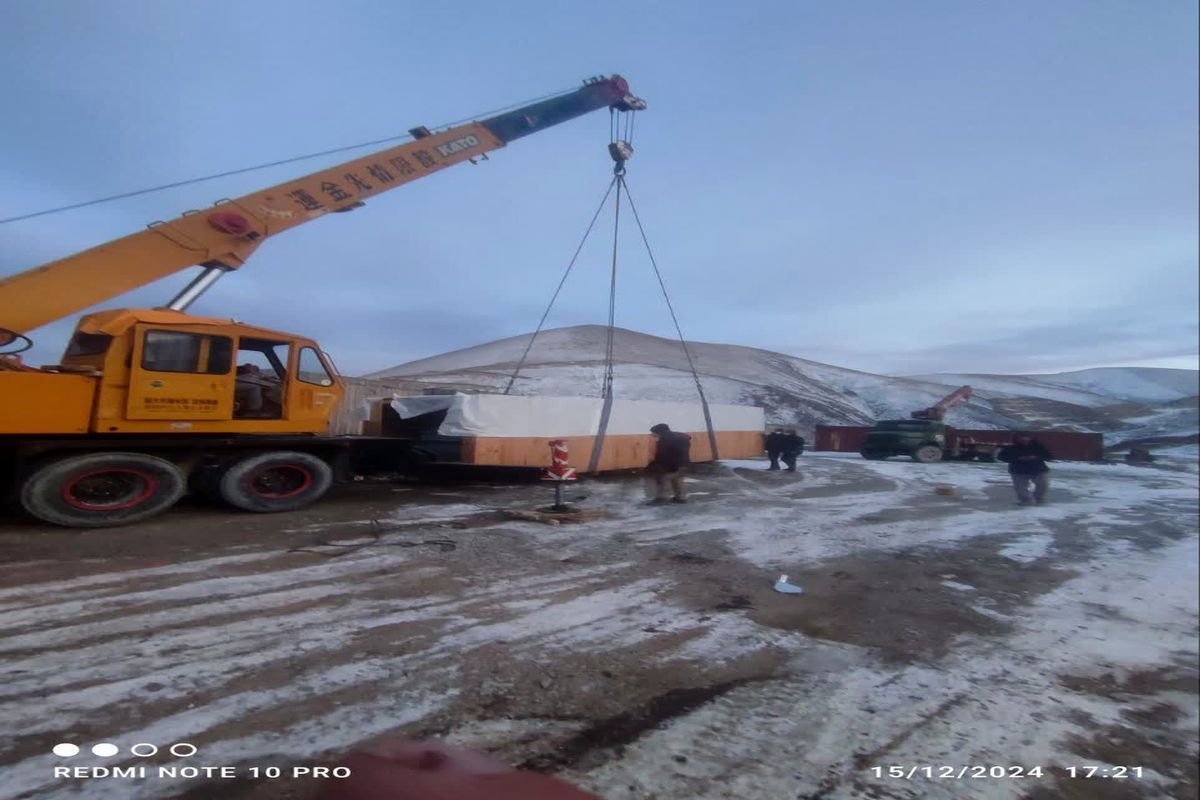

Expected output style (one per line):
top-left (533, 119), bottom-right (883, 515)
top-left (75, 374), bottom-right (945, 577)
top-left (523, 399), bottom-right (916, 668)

top-left (764, 428), bottom-right (786, 470)
top-left (780, 430), bottom-right (805, 472)
top-left (646, 423), bottom-right (691, 504)
top-left (998, 433), bottom-right (1053, 505)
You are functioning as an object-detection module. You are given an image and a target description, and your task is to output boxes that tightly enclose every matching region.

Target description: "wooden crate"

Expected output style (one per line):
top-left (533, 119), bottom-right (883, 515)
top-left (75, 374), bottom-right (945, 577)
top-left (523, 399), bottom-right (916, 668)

top-left (462, 430), bottom-right (763, 471)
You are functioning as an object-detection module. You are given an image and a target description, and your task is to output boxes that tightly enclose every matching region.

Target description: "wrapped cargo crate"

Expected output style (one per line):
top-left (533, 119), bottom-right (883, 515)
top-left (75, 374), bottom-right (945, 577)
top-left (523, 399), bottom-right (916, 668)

top-left (369, 393), bottom-right (764, 471)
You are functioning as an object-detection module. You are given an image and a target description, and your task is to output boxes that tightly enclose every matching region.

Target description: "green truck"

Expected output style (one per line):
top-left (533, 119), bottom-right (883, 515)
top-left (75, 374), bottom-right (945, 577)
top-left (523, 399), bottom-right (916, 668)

top-left (859, 420), bottom-right (999, 463)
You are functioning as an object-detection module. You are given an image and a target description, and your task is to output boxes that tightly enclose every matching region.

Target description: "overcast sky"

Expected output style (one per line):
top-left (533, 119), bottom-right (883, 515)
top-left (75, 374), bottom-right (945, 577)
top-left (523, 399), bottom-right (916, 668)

top-left (2, 0), bottom-right (1197, 377)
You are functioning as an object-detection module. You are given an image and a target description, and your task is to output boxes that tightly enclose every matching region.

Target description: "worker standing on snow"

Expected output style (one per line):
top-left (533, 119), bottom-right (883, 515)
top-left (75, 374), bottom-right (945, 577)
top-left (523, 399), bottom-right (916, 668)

top-left (764, 428), bottom-right (786, 470)
top-left (998, 433), bottom-right (1053, 505)
top-left (646, 423), bottom-right (691, 504)
top-left (780, 429), bottom-right (805, 472)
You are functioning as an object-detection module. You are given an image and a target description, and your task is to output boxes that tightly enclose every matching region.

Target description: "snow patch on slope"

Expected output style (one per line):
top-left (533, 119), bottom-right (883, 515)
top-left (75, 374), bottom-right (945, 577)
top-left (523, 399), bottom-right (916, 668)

top-left (366, 325), bottom-right (1197, 441)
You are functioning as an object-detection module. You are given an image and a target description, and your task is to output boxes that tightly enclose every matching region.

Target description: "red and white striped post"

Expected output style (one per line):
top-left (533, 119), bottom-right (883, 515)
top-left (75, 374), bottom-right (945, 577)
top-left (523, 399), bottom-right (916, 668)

top-left (542, 439), bottom-right (577, 510)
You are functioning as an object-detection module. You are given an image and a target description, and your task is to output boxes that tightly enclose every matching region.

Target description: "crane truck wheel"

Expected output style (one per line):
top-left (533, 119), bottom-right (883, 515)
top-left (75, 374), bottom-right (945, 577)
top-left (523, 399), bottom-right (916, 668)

top-left (912, 445), bottom-right (944, 463)
top-left (217, 451), bottom-right (333, 513)
top-left (20, 452), bottom-right (187, 528)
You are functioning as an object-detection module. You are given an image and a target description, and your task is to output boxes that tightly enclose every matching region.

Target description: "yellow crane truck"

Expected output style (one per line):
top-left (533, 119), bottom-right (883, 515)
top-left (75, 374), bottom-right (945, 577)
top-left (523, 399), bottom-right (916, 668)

top-left (0, 76), bottom-right (645, 528)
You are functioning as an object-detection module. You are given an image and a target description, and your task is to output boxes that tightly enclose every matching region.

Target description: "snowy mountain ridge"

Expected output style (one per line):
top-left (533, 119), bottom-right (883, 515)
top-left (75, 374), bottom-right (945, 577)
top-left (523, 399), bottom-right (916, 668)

top-left (905, 368), bottom-right (1198, 408)
top-left (367, 325), bottom-right (1199, 447)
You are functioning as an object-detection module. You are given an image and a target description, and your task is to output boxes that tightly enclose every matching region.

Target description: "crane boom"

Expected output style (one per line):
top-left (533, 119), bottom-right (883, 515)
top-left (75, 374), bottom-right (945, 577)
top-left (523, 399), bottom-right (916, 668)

top-left (911, 385), bottom-right (973, 420)
top-left (0, 76), bottom-right (642, 336)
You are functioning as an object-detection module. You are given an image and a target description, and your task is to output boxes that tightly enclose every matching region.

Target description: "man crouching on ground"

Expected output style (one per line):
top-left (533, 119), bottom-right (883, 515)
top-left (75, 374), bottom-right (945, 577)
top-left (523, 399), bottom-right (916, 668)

top-left (646, 423), bottom-right (691, 504)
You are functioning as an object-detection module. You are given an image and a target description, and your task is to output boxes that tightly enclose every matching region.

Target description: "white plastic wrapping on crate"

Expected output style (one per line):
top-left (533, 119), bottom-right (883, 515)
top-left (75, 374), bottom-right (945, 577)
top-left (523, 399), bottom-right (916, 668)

top-left (387, 393), bottom-right (763, 437)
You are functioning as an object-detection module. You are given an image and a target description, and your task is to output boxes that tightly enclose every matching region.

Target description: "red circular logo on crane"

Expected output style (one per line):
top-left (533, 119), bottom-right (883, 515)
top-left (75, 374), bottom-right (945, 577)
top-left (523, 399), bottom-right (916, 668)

top-left (208, 211), bottom-right (252, 236)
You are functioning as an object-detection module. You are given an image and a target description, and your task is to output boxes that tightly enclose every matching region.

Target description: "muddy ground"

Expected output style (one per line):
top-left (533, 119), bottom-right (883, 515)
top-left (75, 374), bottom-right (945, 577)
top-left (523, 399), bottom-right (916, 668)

top-left (1, 454), bottom-right (1197, 800)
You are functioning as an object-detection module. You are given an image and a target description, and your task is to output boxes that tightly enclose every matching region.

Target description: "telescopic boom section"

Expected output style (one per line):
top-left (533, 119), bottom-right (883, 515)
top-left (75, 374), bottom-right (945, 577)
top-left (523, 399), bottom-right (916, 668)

top-left (0, 76), bottom-right (643, 336)
top-left (911, 385), bottom-right (973, 420)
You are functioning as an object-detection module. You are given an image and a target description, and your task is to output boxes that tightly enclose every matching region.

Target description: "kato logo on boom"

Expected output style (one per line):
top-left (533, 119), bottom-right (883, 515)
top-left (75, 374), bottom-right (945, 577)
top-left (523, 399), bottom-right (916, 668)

top-left (435, 134), bottom-right (481, 158)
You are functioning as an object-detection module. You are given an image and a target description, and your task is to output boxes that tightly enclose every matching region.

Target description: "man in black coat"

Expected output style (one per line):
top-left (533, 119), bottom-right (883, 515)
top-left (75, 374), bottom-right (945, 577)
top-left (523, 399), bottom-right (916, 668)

top-left (998, 433), bottom-right (1053, 505)
top-left (764, 428), bottom-right (786, 470)
top-left (780, 430), bottom-right (805, 472)
top-left (647, 423), bottom-right (691, 504)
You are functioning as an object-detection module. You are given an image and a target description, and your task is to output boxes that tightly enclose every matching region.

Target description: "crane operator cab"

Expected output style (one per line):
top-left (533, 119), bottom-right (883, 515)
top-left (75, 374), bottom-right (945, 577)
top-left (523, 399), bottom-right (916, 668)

top-left (1, 308), bottom-right (344, 437)
top-left (233, 340), bottom-right (289, 419)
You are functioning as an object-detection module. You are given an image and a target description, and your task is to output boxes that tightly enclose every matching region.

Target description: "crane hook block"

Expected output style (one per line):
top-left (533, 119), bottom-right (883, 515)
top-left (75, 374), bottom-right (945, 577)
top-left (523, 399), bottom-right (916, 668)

top-left (609, 141), bottom-right (634, 163)
top-left (613, 95), bottom-right (647, 112)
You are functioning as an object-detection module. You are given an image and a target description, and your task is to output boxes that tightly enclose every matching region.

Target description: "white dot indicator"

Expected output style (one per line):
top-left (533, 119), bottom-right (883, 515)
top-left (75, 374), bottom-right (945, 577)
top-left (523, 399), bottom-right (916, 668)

top-left (52, 744), bottom-right (79, 757)
top-left (169, 743), bottom-right (197, 757)
top-left (91, 743), bottom-right (120, 757)
top-left (130, 743), bottom-right (158, 757)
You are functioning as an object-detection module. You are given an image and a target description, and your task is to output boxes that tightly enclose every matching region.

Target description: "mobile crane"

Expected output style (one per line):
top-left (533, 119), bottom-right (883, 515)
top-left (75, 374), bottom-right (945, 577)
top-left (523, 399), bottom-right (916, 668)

top-left (0, 76), bottom-right (645, 527)
top-left (859, 385), bottom-right (999, 463)
top-left (910, 385), bottom-right (973, 421)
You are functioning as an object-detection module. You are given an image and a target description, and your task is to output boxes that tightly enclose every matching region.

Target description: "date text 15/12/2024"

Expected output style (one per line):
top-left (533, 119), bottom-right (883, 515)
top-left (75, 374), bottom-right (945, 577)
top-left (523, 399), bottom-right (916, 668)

top-left (870, 765), bottom-right (1146, 780)
top-left (54, 766), bottom-right (350, 780)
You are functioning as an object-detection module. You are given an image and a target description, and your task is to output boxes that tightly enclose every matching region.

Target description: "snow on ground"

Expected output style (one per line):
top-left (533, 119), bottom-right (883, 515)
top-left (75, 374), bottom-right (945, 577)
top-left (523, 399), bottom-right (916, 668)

top-left (1, 452), bottom-right (1197, 799)
top-left (582, 531), bottom-right (1199, 799)
top-left (998, 533), bottom-right (1054, 563)
top-left (573, 455), bottom-right (1200, 799)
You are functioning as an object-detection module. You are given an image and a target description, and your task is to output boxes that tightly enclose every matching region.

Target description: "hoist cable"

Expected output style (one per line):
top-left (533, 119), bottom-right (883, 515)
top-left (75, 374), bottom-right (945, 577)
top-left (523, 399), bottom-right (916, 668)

top-left (0, 85), bottom-right (578, 226)
top-left (620, 178), bottom-right (699, 377)
top-left (502, 176), bottom-right (617, 395)
top-left (602, 177), bottom-right (623, 399)
top-left (587, 172), bottom-right (624, 474)
top-left (621, 175), bottom-right (720, 458)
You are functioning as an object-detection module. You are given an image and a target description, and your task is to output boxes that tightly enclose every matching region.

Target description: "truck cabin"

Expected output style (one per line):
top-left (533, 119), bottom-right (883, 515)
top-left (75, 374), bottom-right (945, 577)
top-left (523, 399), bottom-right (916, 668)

top-left (45, 309), bottom-right (342, 433)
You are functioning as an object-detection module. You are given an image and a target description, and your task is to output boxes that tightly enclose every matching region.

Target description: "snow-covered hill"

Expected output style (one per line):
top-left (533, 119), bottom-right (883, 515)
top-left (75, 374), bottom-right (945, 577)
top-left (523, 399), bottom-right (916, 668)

top-left (911, 368), bottom-right (1199, 448)
top-left (366, 325), bottom-right (1199, 448)
top-left (907, 368), bottom-right (1199, 407)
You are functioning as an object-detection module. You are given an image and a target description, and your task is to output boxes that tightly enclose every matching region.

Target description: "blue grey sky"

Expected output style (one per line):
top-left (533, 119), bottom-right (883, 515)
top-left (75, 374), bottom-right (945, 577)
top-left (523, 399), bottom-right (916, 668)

top-left (2, 0), bottom-right (1196, 377)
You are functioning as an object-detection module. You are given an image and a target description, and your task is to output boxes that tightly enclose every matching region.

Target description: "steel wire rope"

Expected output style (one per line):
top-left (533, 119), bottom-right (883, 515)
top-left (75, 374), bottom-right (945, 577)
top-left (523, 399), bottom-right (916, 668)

top-left (0, 86), bottom-right (577, 225)
top-left (620, 175), bottom-right (720, 457)
top-left (502, 176), bottom-right (617, 394)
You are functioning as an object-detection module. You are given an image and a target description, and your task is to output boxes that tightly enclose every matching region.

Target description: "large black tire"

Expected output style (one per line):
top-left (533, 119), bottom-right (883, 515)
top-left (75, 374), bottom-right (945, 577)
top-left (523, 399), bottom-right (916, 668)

top-left (217, 451), bottom-right (333, 513)
top-left (20, 452), bottom-right (186, 528)
top-left (912, 445), bottom-right (944, 463)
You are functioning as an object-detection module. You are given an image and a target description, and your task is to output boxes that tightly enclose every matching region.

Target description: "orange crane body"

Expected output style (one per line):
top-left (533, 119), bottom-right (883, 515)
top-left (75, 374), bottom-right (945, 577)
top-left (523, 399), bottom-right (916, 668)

top-left (0, 76), bottom-right (644, 526)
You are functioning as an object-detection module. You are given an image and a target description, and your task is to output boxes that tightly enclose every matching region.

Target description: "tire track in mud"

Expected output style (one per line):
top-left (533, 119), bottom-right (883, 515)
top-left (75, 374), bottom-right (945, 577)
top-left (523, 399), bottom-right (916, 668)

top-left (2, 551), bottom-right (727, 800)
top-left (0, 566), bottom-right (644, 720)
top-left (4, 458), bottom-right (1194, 799)
top-left (520, 679), bottom-right (760, 773)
